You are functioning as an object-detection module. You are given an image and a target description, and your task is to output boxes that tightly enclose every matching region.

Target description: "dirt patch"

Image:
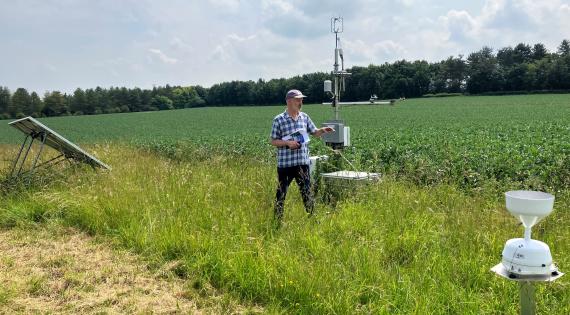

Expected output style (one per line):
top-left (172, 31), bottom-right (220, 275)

top-left (0, 224), bottom-right (246, 314)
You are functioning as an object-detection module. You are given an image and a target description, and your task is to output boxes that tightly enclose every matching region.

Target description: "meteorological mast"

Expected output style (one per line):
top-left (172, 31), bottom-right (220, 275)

top-left (321, 16), bottom-right (351, 150)
top-left (313, 17), bottom-right (381, 183)
top-left (320, 17), bottom-right (394, 150)
top-left (327, 16), bottom-right (351, 119)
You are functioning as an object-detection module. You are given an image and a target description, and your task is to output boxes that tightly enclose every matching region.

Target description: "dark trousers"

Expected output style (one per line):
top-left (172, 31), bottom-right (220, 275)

top-left (274, 165), bottom-right (314, 220)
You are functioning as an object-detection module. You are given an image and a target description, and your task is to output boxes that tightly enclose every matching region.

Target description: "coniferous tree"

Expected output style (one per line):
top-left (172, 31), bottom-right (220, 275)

top-left (497, 47), bottom-right (515, 69)
top-left (513, 43), bottom-right (533, 64)
top-left (126, 88), bottom-right (142, 112)
top-left (42, 91), bottom-right (67, 116)
top-left (30, 92), bottom-right (43, 117)
top-left (0, 87), bottom-right (11, 119)
top-left (94, 87), bottom-right (107, 114)
top-left (71, 88), bottom-right (86, 114)
top-left (558, 39), bottom-right (570, 56)
top-left (532, 43), bottom-right (547, 60)
top-left (84, 89), bottom-right (97, 114)
top-left (11, 88), bottom-right (31, 117)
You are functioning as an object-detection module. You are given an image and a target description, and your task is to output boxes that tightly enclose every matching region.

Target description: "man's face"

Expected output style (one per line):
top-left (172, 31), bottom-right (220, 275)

top-left (295, 97), bottom-right (303, 110)
top-left (287, 97), bottom-right (303, 111)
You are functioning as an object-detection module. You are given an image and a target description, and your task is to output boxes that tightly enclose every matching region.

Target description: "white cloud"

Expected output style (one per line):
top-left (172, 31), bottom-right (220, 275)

top-left (228, 34), bottom-right (257, 42)
top-left (439, 10), bottom-right (479, 43)
top-left (343, 39), bottom-right (408, 63)
top-left (2, 0), bottom-right (570, 93)
top-left (433, 0), bottom-right (570, 54)
top-left (148, 49), bottom-right (178, 64)
top-left (209, 45), bottom-right (231, 62)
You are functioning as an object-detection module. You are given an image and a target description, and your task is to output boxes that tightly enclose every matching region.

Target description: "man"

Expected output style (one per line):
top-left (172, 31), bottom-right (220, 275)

top-left (270, 89), bottom-right (334, 222)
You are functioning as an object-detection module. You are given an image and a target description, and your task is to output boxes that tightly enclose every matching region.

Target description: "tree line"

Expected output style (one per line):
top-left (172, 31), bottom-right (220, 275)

top-left (1, 40), bottom-right (569, 119)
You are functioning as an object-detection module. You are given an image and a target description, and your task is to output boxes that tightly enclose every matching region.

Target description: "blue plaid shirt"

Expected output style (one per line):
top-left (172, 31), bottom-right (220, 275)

top-left (271, 110), bottom-right (317, 168)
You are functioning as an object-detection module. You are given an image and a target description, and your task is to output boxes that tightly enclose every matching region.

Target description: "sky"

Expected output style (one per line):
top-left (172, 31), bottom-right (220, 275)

top-left (1, 0), bottom-right (570, 94)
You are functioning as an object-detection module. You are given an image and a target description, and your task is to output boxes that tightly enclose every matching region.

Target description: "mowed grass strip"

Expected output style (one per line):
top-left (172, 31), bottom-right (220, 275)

top-left (0, 223), bottom-right (264, 314)
top-left (1, 146), bottom-right (568, 314)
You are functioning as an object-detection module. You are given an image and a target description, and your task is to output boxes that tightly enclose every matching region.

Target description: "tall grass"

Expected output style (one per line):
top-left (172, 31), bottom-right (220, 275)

top-left (1, 146), bottom-right (568, 313)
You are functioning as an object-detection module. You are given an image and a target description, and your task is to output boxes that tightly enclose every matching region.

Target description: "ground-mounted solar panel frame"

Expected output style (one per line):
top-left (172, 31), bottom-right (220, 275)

top-left (8, 116), bottom-right (110, 177)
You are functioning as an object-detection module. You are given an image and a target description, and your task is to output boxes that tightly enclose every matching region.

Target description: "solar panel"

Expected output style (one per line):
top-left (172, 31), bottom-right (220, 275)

top-left (9, 116), bottom-right (110, 171)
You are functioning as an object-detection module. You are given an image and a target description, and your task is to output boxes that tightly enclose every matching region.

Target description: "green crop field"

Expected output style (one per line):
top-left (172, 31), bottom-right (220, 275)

top-left (2, 94), bottom-right (570, 190)
top-left (1, 94), bottom-right (569, 313)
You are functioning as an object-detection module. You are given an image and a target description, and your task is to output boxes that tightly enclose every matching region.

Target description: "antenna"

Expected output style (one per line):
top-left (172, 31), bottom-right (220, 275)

top-left (331, 16), bottom-right (343, 33)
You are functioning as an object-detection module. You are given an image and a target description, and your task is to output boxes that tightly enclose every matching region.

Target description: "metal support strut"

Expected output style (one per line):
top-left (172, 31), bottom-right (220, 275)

top-left (10, 134), bottom-right (30, 177)
top-left (10, 131), bottom-right (52, 177)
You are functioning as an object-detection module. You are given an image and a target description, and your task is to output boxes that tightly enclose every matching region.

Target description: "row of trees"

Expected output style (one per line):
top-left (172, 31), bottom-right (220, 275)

top-left (0, 86), bottom-right (207, 119)
top-left (1, 40), bottom-right (570, 119)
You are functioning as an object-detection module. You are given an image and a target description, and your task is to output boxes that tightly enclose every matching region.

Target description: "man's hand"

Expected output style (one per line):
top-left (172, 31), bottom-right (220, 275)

top-left (288, 140), bottom-right (301, 150)
top-left (270, 139), bottom-right (301, 149)
top-left (312, 127), bottom-right (335, 138)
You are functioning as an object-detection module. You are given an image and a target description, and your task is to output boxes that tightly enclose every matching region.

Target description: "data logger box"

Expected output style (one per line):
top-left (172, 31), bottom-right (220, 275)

top-left (321, 120), bottom-right (350, 147)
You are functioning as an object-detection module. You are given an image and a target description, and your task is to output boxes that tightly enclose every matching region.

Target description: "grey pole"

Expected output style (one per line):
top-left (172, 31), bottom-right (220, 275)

top-left (520, 281), bottom-right (536, 315)
top-left (334, 29), bottom-right (340, 121)
top-left (491, 264), bottom-right (563, 315)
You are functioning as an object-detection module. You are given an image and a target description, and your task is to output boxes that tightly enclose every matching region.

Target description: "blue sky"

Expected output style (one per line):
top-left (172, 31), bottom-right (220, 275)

top-left (1, 0), bottom-right (569, 94)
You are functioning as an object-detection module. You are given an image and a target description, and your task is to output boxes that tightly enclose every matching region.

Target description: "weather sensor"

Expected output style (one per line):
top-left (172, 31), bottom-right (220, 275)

top-left (501, 190), bottom-right (559, 275)
top-left (491, 190), bottom-right (564, 315)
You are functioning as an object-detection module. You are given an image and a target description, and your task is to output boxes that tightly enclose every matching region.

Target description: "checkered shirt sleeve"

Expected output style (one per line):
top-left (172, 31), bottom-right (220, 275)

top-left (270, 118), bottom-right (281, 140)
top-left (306, 116), bottom-right (317, 134)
